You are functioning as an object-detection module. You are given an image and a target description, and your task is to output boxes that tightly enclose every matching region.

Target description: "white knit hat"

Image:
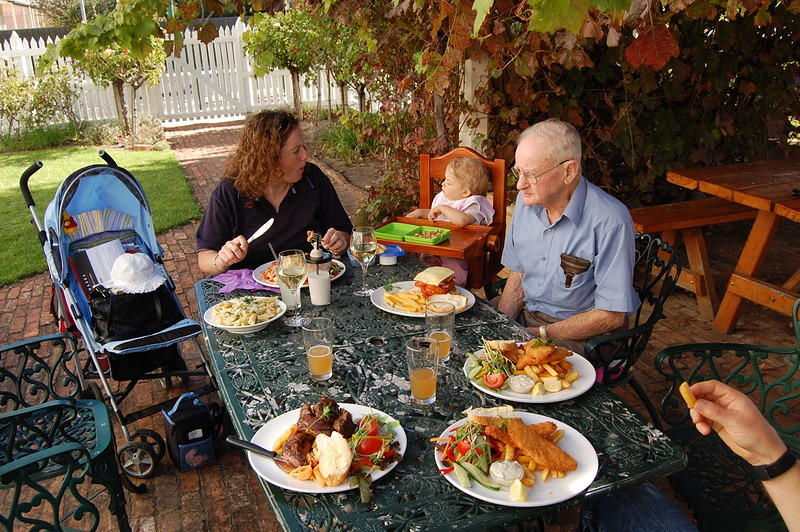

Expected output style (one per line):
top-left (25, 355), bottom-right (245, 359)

top-left (107, 253), bottom-right (166, 294)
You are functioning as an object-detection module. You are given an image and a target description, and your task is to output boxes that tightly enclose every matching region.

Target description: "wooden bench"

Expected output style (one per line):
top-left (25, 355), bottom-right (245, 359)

top-left (630, 197), bottom-right (757, 320)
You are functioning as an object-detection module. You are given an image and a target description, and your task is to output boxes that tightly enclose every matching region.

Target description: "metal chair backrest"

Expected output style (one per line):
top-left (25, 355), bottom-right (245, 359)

top-left (585, 233), bottom-right (683, 386)
top-left (0, 333), bottom-right (85, 412)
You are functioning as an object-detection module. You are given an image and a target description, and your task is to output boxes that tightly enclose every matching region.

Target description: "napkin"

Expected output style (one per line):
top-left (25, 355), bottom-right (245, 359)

top-left (211, 269), bottom-right (279, 294)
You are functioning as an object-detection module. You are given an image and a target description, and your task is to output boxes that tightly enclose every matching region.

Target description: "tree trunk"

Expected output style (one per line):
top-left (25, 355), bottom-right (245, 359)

top-left (357, 83), bottom-right (366, 113)
top-left (290, 69), bottom-right (303, 121)
top-left (326, 70), bottom-right (333, 120)
top-left (112, 80), bottom-right (130, 135)
top-left (315, 72), bottom-right (322, 122)
top-left (432, 92), bottom-right (448, 154)
top-left (338, 82), bottom-right (348, 113)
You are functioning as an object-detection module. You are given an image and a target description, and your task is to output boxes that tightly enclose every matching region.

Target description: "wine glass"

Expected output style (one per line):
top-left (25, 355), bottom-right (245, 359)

top-left (350, 227), bottom-right (377, 296)
top-left (277, 249), bottom-right (308, 327)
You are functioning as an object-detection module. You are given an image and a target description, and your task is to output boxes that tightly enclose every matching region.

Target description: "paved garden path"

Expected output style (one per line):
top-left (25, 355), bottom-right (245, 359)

top-left (0, 120), bottom-right (797, 531)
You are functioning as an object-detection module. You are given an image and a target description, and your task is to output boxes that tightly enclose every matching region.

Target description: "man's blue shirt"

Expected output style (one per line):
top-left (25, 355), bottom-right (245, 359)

top-left (502, 177), bottom-right (640, 320)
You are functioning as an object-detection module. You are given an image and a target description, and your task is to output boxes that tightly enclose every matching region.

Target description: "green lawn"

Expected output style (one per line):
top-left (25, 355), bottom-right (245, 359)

top-left (0, 147), bottom-right (200, 286)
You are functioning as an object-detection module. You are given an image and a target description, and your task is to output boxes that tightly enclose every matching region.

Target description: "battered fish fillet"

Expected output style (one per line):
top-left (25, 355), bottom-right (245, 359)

top-left (507, 418), bottom-right (577, 471)
top-left (485, 421), bottom-right (557, 445)
top-left (515, 343), bottom-right (569, 369)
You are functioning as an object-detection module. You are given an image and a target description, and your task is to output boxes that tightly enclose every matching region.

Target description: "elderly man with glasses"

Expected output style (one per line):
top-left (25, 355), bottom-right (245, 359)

top-left (496, 118), bottom-right (640, 353)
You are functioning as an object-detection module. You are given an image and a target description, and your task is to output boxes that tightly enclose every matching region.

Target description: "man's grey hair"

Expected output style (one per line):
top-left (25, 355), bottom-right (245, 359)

top-left (517, 118), bottom-right (582, 164)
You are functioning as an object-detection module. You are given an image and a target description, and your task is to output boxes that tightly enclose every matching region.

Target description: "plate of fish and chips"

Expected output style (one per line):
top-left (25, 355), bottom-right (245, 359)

top-left (464, 339), bottom-right (595, 404)
top-left (433, 406), bottom-right (598, 507)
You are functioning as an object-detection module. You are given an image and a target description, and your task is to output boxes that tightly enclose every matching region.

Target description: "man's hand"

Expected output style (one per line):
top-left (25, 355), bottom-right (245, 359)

top-left (497, 270), bottom-right (525, 319)
top-left (690, 380), bottom-right (787, 466)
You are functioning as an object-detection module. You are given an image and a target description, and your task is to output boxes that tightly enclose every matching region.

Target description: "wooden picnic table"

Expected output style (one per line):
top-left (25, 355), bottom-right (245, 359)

top-left (667, 158), bottom-right (800, 333)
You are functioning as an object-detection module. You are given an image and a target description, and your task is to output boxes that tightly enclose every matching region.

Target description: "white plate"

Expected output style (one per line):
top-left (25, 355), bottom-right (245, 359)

top-left (202, 297), bottom-right (286, 334)
top-left (463, 348), bottom-right (595, 404)
top-left (252, 259), bottom-right (346, 289)
top-left (247, 403), bottom-right (407, 493)
top-left (434, 411), bottom-right (598, 507)
top-left (370, 281), bottom-right (476, 318)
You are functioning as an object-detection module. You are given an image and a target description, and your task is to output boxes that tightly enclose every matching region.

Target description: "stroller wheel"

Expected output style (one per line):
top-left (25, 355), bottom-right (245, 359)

top-left (132, 429), bottom-right (166, 462)
top-left (81, 382), bottom-right (104, 402)
top-left (118, 441), bottom-right (158, 479)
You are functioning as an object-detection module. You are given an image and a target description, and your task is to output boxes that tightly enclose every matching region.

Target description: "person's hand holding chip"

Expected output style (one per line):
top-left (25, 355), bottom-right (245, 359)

top-left (689, 379), bottom-right (787, 467)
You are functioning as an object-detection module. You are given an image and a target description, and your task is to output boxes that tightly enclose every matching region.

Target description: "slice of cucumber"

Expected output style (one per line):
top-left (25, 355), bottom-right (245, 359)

top-left (459, 461), bottom-right (501, 490)
top-left (452, 462), bottom-right (472, 488)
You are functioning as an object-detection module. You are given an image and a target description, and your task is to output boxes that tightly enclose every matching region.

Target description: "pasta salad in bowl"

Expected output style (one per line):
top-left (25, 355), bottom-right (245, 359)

top-left (203, 296), bottom-right (287, 334)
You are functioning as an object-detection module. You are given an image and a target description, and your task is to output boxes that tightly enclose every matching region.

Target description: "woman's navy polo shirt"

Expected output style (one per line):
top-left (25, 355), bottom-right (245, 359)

top-left (196, 163), bottom-right (353, 269)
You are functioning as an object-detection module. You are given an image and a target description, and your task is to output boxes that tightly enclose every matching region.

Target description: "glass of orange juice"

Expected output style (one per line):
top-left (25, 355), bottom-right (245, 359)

top-left (425, 301), bottom-right (455, 362)
top-left (302, 317), bottom-right (334, 381)
top-left (406, 336), bottom-right (440, 405)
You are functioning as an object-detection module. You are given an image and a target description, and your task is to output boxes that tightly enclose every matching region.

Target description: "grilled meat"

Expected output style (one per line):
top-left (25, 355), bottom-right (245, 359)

top-left (280, 432), bottom-right (314, 468)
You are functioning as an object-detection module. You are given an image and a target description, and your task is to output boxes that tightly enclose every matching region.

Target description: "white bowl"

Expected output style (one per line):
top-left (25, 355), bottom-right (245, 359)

top-left (202, 297), bottom-right (287, 334)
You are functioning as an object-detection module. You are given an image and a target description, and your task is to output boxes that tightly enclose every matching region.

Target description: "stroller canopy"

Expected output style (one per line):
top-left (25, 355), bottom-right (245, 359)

top-left (43, 165), bottom-right (161, 285)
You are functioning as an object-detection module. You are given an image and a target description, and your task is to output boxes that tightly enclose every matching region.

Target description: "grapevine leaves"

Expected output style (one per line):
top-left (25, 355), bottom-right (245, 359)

top-left (623, 24), bottom-right (680, 70)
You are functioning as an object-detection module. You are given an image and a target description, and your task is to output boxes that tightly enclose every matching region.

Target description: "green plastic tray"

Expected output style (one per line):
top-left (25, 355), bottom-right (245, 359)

top-left (374, 222), bottom-right (419, 242)
top-left (404, 227), bottom-right (451, 245)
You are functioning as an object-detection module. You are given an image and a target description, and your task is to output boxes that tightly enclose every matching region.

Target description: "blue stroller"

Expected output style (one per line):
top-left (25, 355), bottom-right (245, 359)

top-left (20, 151), bottom-right (216, 483)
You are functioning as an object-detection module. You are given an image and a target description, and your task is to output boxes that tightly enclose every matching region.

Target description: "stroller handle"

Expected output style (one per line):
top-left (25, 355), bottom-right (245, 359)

top-left (99, 150), bottom-right (118, 167)
top-left (19, 161), bottom-right (43, 208)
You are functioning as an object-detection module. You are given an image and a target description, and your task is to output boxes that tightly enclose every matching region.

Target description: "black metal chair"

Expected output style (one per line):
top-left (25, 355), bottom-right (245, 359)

top-left (653, 298), bottom-right (800, 532)
top-left (583, 233), bottom-right (682, 428)
top-left (0, 333), bottom-right (130, 531)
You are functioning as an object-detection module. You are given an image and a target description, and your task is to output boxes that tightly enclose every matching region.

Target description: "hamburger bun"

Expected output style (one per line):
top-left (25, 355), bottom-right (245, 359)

top-left (427, 293), bottom-right (468, 313)
top-left (413, 266), bottom-right (455, 285)
top-left (312, 431), bottom-right (352, 487)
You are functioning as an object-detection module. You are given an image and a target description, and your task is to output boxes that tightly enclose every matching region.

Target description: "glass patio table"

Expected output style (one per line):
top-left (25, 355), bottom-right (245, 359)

top-left (194, 258), bottom-right (686, 531)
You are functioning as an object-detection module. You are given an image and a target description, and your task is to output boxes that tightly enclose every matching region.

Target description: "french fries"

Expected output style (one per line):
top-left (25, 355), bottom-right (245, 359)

top-left (679, 381), bottom-right (697, 408)
top-left (489, 342), bottom-right (580, 395)
top-left (383, 290), bottom-right (427, 313)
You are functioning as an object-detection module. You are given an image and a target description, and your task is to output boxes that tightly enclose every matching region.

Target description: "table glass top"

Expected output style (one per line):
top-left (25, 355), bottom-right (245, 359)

top-left (195, 259), bottom-right (685, 531)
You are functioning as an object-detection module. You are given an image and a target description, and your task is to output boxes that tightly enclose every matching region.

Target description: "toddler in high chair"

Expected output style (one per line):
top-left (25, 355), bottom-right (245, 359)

top-left (406, 157), bottom-right (495, 286)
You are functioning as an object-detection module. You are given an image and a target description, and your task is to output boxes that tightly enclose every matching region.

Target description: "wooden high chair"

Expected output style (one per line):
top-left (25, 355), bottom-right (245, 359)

top-left (377, 146), bottom-right (507, 290)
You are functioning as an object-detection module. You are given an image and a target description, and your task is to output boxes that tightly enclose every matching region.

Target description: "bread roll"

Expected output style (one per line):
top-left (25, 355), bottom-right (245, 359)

top-left (463, 405), bottom-right (516, 426)
top-left (427, 293), bottom-right (468, 312)
top-left (312, 431), bottom-right (352, 487)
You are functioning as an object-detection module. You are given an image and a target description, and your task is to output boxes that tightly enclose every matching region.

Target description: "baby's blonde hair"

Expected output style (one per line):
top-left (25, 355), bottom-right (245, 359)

top-left (445, 157), bottom-right (490, 196)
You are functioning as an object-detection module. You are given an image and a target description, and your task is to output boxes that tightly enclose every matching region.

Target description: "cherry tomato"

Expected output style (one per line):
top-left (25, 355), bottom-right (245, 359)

top-left (483, 374), bottom-right (507, 389)
top-left (360, 417), bottom-right (379, 436)
top-left (356, 437), bottom-right (383, 455)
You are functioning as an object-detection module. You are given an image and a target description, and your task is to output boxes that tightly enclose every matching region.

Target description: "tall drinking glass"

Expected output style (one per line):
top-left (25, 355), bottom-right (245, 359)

top-left (302, 317), bottom-right (334, 381)
top-left (425, 301), bottom-right (455, 363)
top-left (406, 336), bottom-right (440, 405)
top-left (350, 227), bottom-right (377, 296)
top-left (277, 249), bottom-right (308, 327)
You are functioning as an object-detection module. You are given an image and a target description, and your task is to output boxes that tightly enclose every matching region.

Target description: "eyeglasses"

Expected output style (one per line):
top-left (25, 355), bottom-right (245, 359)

top-left (511, 160), bottom-right (570, 184)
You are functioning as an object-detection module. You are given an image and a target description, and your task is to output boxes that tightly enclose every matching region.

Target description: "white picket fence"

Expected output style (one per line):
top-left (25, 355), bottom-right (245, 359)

top-left (0, 18), bottom-right (360, 125)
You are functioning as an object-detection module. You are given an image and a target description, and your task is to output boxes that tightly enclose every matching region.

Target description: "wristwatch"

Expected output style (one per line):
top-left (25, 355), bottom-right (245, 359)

top-left (538, 325), bottom-right (549, 340)
top-left (752, 447), bottom-right (797, 481)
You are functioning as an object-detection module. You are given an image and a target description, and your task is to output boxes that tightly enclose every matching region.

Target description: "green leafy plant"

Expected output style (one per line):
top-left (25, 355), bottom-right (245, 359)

top-left (68, 36), bottom-right (166, 137)
top-left (244, 7), bottom-right (325, 120)
top-left (0, 65), bottom-right (81, 144)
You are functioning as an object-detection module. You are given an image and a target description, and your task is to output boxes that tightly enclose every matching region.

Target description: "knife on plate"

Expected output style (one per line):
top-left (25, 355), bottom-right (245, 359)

top-left (247, 218), bottom-right (274, 243)
top-left (226, 435), bottom-right (290, 469)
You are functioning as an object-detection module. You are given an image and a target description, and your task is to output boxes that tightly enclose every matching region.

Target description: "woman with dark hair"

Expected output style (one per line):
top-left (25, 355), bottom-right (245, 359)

top-left (196, 110), bottom-right (353, 275)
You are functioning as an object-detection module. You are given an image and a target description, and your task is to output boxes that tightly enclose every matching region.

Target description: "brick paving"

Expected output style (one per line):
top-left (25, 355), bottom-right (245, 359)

top-left (0, 120), bottom-right (797, 531)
